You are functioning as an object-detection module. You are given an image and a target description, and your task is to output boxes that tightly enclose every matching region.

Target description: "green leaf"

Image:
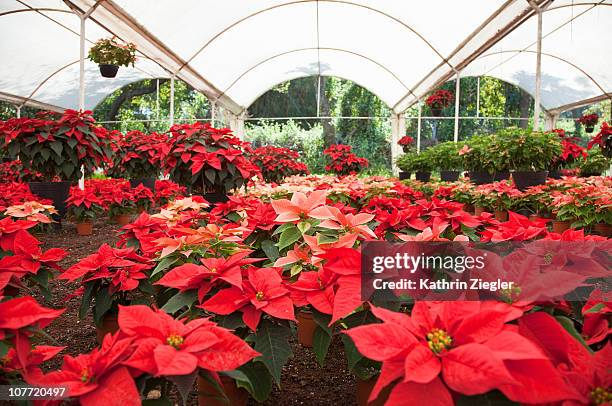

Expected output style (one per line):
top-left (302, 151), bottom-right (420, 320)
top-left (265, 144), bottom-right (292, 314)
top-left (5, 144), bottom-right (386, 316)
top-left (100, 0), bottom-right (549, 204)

top-left (162, 290), bottom-right (198, 314)
top-left (341, 334), bottom-right (363, 371)
top-left (317, 233), bottom-right (338, 245)
top-left (555, 316), bottom-right (593, 353)
top-left (297, 221), bottom-right (311, 234)
top-left (584, 303), bottom-right (605, 314)
top-left (0, 341), bottom-right (9, 358)
top-left (93, 286), bottom-right (113, 325)
top-left (49, 141), bottom-right (63, 157)
top-left (272, 222), bottom-right (293, 236)
top-left (277, 225), bottom-right (301, 251)
top-left (313, 326), bottom-right (332, 367)
top-left (312, 309), bottom-right (333, 335)
top-left (236, 361), bottom-right (273, 402)
top-left (217, 312), bottom-right (246, 330)
top-left (151, 256), bottom-right (178, 277)
top-left (167, 371), bottom-right (197, 404)
top-left (254, 319), bottom-right (293, 385)
top-left (79, 282), bottom-right (95, 319)
top-left (204, 168), bottom-right (216, 184)
top-left (261, 240), bottom-right (279, 262)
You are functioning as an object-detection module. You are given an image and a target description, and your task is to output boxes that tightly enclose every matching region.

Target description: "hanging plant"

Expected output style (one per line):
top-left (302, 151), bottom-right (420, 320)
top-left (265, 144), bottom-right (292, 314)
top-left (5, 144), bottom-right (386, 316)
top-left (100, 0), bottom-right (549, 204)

top-left (425, 89), bottom-right (453, 117)
top-left (588, 121), bottom-right (612, 158)
top-left (88, 37), bottom-right (137, 78)
top-left (576, 113), bottom-right (599, 133)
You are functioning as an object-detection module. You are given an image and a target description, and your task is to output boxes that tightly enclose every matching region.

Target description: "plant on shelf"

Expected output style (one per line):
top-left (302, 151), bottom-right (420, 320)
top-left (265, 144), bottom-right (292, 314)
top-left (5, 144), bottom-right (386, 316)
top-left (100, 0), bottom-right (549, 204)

top-left (576, 113), bottom-right (599, 133)
top-left (398, 135), bottom-right (415, 153)
top-left (164, 122), bottom-right (261, 202)
top-left (461, 135), bottom-right (499, 184)
top-left (88, 37), bottom-right (137, 78)
top-left (548, 129), bottom-right (586, 177)
top-left (425, 89), bottom-right (453, 116)
top-left (489, 128), bottom-right (562, 190)
top-left (429, 141), bottom-right (463, 181)
top-left (587, 121), bottom-right (612, 158)
top-left (580, 148), bottom-right (610, 176)
top-left (0, 110), bottom-right (111, 219)
top-left (250, 145), bottom-right (310, 183)
top-left (66, 187), bottom-right (105, 236)
top-left (323, 144), bottom-right (369, 176)
top-left (108, 130), bottom-right (168, 189)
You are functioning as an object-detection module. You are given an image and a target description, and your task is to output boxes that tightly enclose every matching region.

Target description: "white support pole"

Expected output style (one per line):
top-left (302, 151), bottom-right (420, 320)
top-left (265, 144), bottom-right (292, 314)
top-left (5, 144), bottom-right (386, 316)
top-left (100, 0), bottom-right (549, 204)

top-left (453, 72), bottom-right (461, 142)
top-left (229, 113), bottom-right (246, 140)
top-left (544, 112), bottom-right (559, 131)
top-left (155, 79), bottom-right (160, 121)
top-left (530, 1), bottom-right (543, 130)
top-left (476, 77), bottom-right (480, 118)
top-left (16, 106), bottom-right (21, 118)
top-left (390, 114), bottom-right (404, 176)
top-left (78, 13), bottom-right (86, 190)
top-left (169, 75), bottom-right (175, 126)
top-left (417, 101), bottom-right (422, 153)
top-left (316, 76), bottom-right (321, 118)
top-left (211, 101), bottom-right (217, 127)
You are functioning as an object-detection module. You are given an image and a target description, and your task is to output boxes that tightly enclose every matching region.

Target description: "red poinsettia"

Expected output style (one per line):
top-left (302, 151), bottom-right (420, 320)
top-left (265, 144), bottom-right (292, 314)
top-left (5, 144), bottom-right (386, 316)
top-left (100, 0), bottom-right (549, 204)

top-left (0, 296), bottom-right (65, 340)
top-left (155, 251), bottom-right (263, 302)
top-left (398, 135), bottom-right (414, 146)
top-left (201, 267), bottom-right (295, 330)
top-left (29, 333), bottom-right (140, 406)
top-left (251, 146), bottom-right (309, 183)
top-left (426, 89), bottom-right (453, 109)
top-left (345, 302), bottom-right (576, 405)
top-left (576, 113), bottom-right (599, 127)
top-left (118, 305), bottom-right (259, 376)
top-left (323, 144), bottom-right (369, 176)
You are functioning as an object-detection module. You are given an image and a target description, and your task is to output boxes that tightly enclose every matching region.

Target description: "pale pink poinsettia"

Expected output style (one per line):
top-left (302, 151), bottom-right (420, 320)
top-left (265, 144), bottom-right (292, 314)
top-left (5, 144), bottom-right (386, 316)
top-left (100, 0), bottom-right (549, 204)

top-left (396, 218), bottom-right (469, 242)
top-left (303, 233), bottom-right (358, 265)
top-left (458, 144), bottom-right (472, 155)
top-left (270, 190), bottom-right (333, 223)
top-left (273, 243), bottom-right (317, 268)
top-left (318, 206), bottom-right (377, 239)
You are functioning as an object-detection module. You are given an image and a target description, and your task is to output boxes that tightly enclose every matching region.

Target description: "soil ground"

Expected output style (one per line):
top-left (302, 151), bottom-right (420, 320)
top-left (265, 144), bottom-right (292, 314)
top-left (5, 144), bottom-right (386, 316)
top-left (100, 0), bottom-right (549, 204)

top-left (22, 219), bottom-right (358, 405)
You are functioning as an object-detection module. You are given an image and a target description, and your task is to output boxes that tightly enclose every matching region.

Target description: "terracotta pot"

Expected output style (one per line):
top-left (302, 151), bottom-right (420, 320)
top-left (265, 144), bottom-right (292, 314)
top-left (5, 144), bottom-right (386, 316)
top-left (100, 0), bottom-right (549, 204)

top-left (593, 223), bottom-right (612, 237)
top-left (528, 214), bottom-right (539, 222)
top-left (198, 375), bottom-right (248, 406)
top-left (551, 220), bottom-right (572, 234)
top-left (76, 222), bottom-right (93, 236)
top-left (494, 210), bottom-right (508, 222)
top-left (474, 206), bottom-right (485, 216)
top-left (96, 314), bottom-right (119, 344)
top-left (297, 310), bottom-right (317, 348)
top-left (356, 377), bottom-right (391, 406)
top-left (115, 214), bottom-right (131, 226)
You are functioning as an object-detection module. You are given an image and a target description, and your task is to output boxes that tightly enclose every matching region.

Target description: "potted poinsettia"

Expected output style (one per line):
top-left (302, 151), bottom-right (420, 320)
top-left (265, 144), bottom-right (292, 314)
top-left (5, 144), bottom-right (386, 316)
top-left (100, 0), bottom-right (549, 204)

top-left (549, 129), bottom-right (587, 178)
top-left (398, 135), bottom-right (414, 153)
top-left (489, 128), bottom-right (562, 191)
top-left (580, 148), bottom-right (610, 177)
top-left (425, 89), bottom-right (453, 117)
top-left (58, 244), bottom-right (153, 342)
top-left (108, 188), bottom-right (136, 226)
top-left (164, 122), bottom-right (260, 203)
top-left (576, 113), bottom-right (599, 133)
top-left (250, 146), bottom-right (309, 183)
top-left (66, 187), bottom-right (104, 235)
top-left (323, 144), bottom-right (369, 176)
top-left (429, 141), bottom-right (463, 181)
top-left (108, 130), bottom-right (168, 190)
top-left (587, 121), bottom-right (612, 159)
top-left (88, 37), bottom-right (137, 78)
top-left (1, 110), bottom-right (111, 222)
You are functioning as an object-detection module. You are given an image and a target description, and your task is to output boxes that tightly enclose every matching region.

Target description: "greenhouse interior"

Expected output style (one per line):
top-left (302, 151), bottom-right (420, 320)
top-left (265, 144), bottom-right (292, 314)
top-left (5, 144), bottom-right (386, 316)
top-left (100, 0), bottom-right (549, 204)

top-left (0, 1), bottom-right (610, 405)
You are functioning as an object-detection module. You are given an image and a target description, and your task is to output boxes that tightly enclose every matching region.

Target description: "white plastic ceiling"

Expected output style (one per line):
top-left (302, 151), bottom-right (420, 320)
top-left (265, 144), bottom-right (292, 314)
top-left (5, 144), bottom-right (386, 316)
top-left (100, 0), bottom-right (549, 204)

top-left (1, 0), bottom-right (609, 116)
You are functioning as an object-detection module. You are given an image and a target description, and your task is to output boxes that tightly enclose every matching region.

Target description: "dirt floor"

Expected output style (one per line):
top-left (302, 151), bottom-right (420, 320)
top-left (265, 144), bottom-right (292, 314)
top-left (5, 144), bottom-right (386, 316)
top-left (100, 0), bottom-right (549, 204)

top-left (31, 219), bottom-right (357, 406)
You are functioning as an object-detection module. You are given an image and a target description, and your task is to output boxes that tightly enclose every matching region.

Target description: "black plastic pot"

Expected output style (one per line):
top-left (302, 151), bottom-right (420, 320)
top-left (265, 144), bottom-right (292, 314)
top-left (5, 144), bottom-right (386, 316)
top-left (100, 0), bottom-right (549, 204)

top-left (512, 171), bottom-right (548, 191)
top-left (468, 171), bottom-right (494, 185)
top-left (28, 181), bottom-right (71, 222)
top-left (492, 171), bottom-right (510, 181)
top-left (129, 177), bottom-right (156, 191)
top-left (430, 108), bottom-right (442, 117)
top-left (548, 170), bottom-right (562, 179)
top-left (415, 171), bottom-right (431, 182)
top-left (99, 64), bottom-right (119, 78)
top-left (402, 146), bottom-right (411, 154)
top-left (204, 192), bottom-right (229, 205)
top-left (580, 172), bottom-right (602, 178)
top-left (440, 170), bottom-right (460, 182)
top-left (585, 126), bottom-right (594, 134)
top-left (399, 171), bottom-right (411, 180)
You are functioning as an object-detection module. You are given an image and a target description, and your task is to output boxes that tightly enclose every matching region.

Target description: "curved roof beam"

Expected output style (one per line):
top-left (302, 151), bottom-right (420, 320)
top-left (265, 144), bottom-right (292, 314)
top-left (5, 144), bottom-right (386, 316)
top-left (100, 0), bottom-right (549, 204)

top-left (177, 0), bottom-right (453, 74)
top-left (220, 47), bottom-right (415, 109)
top-left (19, 60), bottom-right (79, 108)
top-left (473, 49), bottom-right (610, 101)
top-left (545, 1), bottom-right (611, 12)
top-left (0, 8), bottom-right (73, 17)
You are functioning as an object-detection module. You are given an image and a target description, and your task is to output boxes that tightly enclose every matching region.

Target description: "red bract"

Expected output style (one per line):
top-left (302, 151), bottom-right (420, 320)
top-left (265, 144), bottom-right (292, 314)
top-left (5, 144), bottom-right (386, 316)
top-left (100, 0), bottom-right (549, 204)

top-left (0, 296), bottom-right (64, 339)
top-left (426, 89), bottom-right (453, 109)
top-left (118, 305), bottom-right (259, 376)
top-left (1, 335), bottom-right (64, 381)
top-left (60, 244), bottom-right (151, 292)
top-left (480, 211), bottom-right (548, 242)
top-left (319, 248), bottom-right (364, 324)
top-left (202, 267), bottom-right (295, 330)
top-left (30, 333), bottom-right (140, 406)
top-left (155, 251), bottom-right (263, 301)
top-left (323, 144), bottom-right (369, 176)
top-left (345, 302), bottom-right (576, 405)
top-left (398, 135), bottom-right (414, 146)
top-left (251, 146), bottom-right (309, 183)
top-left (581, 289), bottom-right (611, 345)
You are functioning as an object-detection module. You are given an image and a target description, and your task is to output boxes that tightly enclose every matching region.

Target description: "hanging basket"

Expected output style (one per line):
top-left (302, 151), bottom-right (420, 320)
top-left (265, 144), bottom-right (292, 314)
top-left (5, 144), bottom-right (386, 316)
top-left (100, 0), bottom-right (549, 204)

top-left (99, 64), bottom-right (119, 78)
top-left (430, 107), bottom-right (442, 117)
top-left (585, 126), bottom-right (595, 134)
